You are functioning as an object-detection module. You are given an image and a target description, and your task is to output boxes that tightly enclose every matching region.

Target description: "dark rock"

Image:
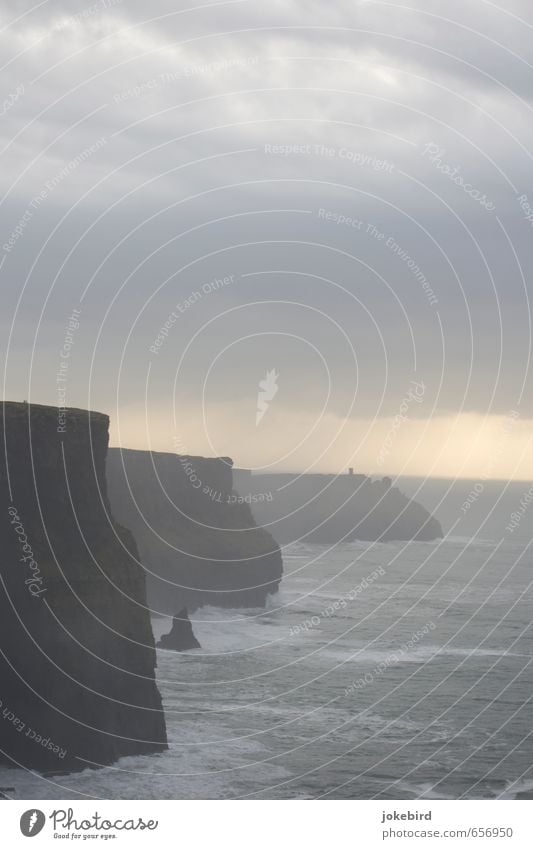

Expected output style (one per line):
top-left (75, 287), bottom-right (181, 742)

top-left (0, 402), bottom-right (167, 772)
top-left (157, 608), bottom-right (201, 651)
top-left (106, 449), bottom-right (283, 613)
top-left (231, 471), bottom-right (443, 544)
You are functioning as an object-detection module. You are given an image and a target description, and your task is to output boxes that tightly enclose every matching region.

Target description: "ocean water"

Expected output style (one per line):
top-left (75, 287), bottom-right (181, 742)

top-left (2, 479), bottom-right (532, 800)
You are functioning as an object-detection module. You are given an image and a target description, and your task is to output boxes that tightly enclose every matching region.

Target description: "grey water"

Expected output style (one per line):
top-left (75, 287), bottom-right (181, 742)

top-left (2, 478), bottom-right (532, 799)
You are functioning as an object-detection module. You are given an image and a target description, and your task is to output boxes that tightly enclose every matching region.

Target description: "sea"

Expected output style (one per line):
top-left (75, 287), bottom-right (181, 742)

top-left (2, 477), bottom-right (532, 800)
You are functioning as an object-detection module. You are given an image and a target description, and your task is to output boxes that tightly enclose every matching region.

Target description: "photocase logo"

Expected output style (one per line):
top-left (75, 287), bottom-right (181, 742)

top-left (20, 809), bottom-right (46, 837)
top-left (256, 369), bottom-right (279, 425)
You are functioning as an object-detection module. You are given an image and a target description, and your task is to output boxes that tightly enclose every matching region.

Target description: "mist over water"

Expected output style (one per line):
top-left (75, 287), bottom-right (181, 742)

top-left (399, 477), bottom-right (533, 545)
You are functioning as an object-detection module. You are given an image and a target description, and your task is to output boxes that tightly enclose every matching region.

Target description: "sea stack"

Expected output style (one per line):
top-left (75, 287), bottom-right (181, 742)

top-left (0, 402), bottom-right (167, 772)
top-left (157, 608), bottom-right (201, 651)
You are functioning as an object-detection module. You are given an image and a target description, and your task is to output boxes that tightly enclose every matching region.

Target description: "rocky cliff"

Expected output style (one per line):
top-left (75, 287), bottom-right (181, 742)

top-left (0, 403), bottom-right (167, 772)
top-left (232, 472), bottom-right (443, 544)
top-left (106, 449), bottom-right (283, 613)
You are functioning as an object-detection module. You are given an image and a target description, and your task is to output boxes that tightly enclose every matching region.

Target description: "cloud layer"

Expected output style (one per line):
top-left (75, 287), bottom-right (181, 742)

top-left (2, 0), bottom-right (533, 476)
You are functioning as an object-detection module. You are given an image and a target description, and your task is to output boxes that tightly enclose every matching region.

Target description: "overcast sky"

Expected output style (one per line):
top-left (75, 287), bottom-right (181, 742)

top-left (2, 0), bottom-right (533, 478)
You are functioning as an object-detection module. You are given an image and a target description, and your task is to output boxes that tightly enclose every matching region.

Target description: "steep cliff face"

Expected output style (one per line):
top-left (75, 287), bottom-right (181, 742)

top-left (232, 472), bottom-right (443, 544)
top-left (106, 449), bottom-right (283, 613)
top-left (0, 403), bottom-right (167, 772)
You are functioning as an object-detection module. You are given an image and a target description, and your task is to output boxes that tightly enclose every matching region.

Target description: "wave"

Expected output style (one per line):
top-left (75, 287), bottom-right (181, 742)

top-left (499, 778), bottom-right (533, 800)
top-left (392, 780), bottom-right (451, 800)
top-left (320, 643), bottom-right (532, 668)
top-left (443, 535), bottom-right (497, 547)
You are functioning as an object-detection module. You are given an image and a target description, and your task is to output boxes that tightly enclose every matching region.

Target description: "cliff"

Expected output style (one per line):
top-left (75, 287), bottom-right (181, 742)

top-left (0, 402), bottom-right (167, 772)
top-left (232, 472), bottom-right (443, 544)
top-left (106, 449), bottom-right (283, 613)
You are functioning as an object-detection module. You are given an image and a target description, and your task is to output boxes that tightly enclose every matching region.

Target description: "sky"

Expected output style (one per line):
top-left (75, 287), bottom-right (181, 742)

top-left (2, 0), bottom-right (533, 478)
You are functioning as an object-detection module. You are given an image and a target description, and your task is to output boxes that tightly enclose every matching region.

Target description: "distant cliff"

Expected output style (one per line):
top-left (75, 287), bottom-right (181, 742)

top-left (232, 471), bottom-right (443, 544)
top-left (106, 449), bottom-right (283, 612)
top-left (0, 403), bottom-right (167, 772)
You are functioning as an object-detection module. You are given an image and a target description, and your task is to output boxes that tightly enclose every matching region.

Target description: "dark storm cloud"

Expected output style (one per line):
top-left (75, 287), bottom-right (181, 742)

top-left (1, 0), bottom-right (533, 474)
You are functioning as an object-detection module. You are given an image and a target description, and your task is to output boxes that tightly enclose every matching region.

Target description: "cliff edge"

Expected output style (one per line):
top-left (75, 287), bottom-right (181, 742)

top-left (0, 402), bottom-right (167, 772)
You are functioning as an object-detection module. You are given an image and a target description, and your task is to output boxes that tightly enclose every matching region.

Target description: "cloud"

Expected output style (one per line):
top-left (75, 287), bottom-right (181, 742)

top-left (1, 0), bottom-right (533, 477)
top-left (109, 402), bottom-right (533, 481)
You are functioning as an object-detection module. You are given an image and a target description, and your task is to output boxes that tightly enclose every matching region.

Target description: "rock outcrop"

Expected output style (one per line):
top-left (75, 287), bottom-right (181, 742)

top-left (232, 471), bottom-right (443, 544)
top-left (106, 449), bottom-right (283, 613)
top-left (157, 608), bottom-right (201, 651)
top-left (0, 402), bottom-right (167, 772)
